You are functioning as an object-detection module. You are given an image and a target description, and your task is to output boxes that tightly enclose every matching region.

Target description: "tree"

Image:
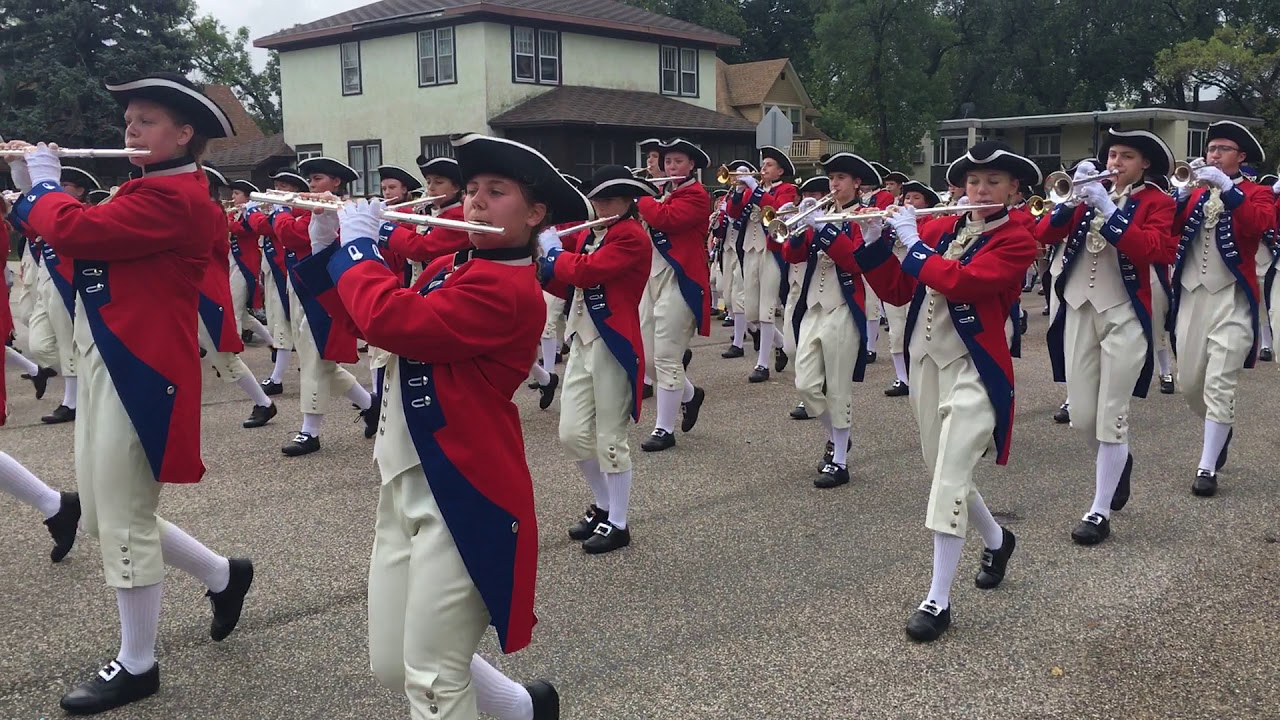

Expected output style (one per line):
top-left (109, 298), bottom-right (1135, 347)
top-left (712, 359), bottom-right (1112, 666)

top-left (189, 15), bottom-right (282, 134)
top-left (621, 0), bottom-right (750, 58)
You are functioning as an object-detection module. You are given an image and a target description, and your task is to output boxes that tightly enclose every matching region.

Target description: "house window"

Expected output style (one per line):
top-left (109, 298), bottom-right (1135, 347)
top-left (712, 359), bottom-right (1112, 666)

top-left (513, 27), bottom-right (559, 85)
top-left (295, 144), bottom-right (323, 164)
top-left (574, 138), bottom-right (618, 180)
top-left (1026, 132), bottom-right (1061, 158)
top-left (340, 42), bottom-right (362, 96)
top-left (1187, 126), bottom-right (1208, 160)
top-left (418, 28), bottom-right (456, 86)
top-left (348, 140), bottom-right (382, 197)
top-left (933, 136), bottom-right (968, 166)
top-left (419, 136), bottom-right (454, 161)
top-left (786, 107), bottom-right (803, 135)
top-left (660, 46), bottom-right (699, 97)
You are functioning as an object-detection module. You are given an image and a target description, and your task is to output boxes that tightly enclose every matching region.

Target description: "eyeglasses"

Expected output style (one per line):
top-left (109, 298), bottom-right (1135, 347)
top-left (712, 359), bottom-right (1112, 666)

top-left (1206, 144), bottom-right (1240, 155)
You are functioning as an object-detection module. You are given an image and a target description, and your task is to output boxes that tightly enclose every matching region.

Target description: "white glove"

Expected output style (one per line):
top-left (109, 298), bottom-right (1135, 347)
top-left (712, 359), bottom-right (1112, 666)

top-left (802, 211), bottom-right (823, 231)
top-left (736, 166), bottom-right (759, 192)
top-left (308, 205), bottom-right (340, 254)
top-left (538, 227), bottom-right (562, 254)
top-left (243, 201), bottom-right (261, 213)
top-left (776, 201), bottom-right (796, 214)
top-left (860, 217), bottom-right (884, 241)
top-left (1194, 165), bottom-right (1234, 192)
top-left (885, 206), bottom-right (920, 248)
top-left (337, 199), bottom-right (386, 247)
top-left (1078, 182), bottom-right (1117, 217)
top-left (6, 154), bottom-right (32, 192)
top-left (1272, 178), bottom-right (1280, 195)
top-left (954, 195), bottom-right (971, 208)
top-left (1072, 161), bottom-right (1099, 183)
top-left (25, 143), bottom-right (62, 187)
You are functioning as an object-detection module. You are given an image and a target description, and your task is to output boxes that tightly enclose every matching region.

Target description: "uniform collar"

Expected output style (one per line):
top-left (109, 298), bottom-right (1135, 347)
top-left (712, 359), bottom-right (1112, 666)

top-left (960, 208), bottom-right (1009, 233)
top-left (437, 198), bottom-right (463, 213)
top-left (142, 155), bottom-right (198, 177)
top-left (458, 245), bottom-right (533, 263)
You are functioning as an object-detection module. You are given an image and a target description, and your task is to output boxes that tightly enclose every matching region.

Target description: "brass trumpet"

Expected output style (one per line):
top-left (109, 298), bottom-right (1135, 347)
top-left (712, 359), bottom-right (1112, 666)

top-left (1045, 168), bottom-right (1121, 204)
top-left (762, 192), bottom-right (837, 236)
top-left (1170, 159), bottom-right (1208, 190)
top-left (1027, 195), bottom-right (1054, 217)
top-left (812, 203), bottom-right (1006, 225)
top-left (716, 165), bottom-right (762, 184)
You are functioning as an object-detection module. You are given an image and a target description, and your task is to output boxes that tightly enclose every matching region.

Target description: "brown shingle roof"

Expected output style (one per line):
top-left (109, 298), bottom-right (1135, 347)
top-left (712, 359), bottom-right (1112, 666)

top-left (255, 0), bottom-right (739, 50)
top-left (204, 85), bottom-right (264, 150)
top-left (488, 86), bottom-right (756, 133)
top-left (205, 134), bottom-right (295, 170)
top-left (719, 58), bottom-right (789, 108)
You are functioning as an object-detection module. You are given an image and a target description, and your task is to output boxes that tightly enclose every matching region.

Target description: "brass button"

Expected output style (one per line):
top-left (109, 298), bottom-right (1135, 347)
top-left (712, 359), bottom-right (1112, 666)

top-left (121, 571), bottom-right (130, 580)
top-left (429, 705), bottom-right (439, 714)
top-left (955, 499), bottom-right (962, 505)
top-left (925, 334), bottom-right (932, 341)
top-left (120, 545), bottom-right (128, 552)
top-left (379, 427), bottom-right (385, 435)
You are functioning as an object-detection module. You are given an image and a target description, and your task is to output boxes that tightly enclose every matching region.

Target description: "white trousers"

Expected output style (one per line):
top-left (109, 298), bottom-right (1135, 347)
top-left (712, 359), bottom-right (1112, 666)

top-left (743, 248), bottom-right (782, 323)
top-left (640, 266), bottom-right (696, 391)
top-left (27, 266), bottom-right (76, 375)
top-left (721, 245), bottom-right (746, 315)
top-left (542, 292), bottom-right (565, 343)
top-left (885, 302), bottom-right (909, 354)
top-left (558, 335), bottom-right (633, 472)
top-left (1064, 302), bottom-right (1146, 443)
top-left (1175, 284), bottom-right (1254, 424)
top-left (197, 314), bottom-right (249, 383)
top-left (263, 268), bottom-right (295, 350)
top-left (794, 304), bottom-right (860, 428)
top-left (290, 282), bottom-right (360, 415)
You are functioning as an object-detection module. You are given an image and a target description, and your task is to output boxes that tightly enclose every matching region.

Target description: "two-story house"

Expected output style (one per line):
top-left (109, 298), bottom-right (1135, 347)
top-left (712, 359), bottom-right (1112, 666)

top-left (254, 0), bottom-right (761, 195)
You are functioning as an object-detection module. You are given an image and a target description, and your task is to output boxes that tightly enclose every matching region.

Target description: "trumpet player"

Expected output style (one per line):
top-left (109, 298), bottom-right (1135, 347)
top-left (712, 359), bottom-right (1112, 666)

top-left (244, 168), bottom-right (308, 396)
top-left (855, 141), bottom-right (1038, 642)
top-left (883, 180), bottom-right (943, 397)
top-left (783, 176), bottom-right (830, 420)
top-left (635, 138), bottom-right (711, 453)
top-left (1037, 129), bottom-right (1177, 545)
top-left (725, 147), bottom-right (797, 383)
top-left (226, 180), bottom-right (274, 347)
top-left (719, 159), bottom-right (756, 357)
top-left (1169, 121), bottom-right (1275, 498)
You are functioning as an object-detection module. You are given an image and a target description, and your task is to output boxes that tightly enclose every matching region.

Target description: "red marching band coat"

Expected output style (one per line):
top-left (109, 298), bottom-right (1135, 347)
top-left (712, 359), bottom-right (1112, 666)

top-left (11, 170), bottom-right (217, 483)
top-left (245, 206), bottom-right (297, 328)
top-left (1035, 184), bottom-right (1177, 395)
top-left (198, 211), bottom-right (246, 353)
top-left (292, 236), bottom-right (544, 653)
top-left (540, 217), bottom-right (651, 420)
top-left (381, 200), bottom-right (471, 267)
top-left (637, 178), bottom-right (712, 336)
top-left (854, 213), bottom-right (1037, 465)
top-left (228, 208), bottom-right (264, 307)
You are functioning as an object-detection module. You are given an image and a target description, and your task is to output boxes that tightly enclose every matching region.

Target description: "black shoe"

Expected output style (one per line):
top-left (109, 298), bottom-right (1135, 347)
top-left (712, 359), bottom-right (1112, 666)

top-left (975, 528), bottom-right (1016, 589)
top-left (748, 365), bottom-right (769, 383)
top-left (208, 558), bottom-right (254, 641)
top-left (749, 327), bottom-right (760, 351)
top-left (721, 316), bottom-right (734, 327)
top-left (821, 437), bottom-right (852, 468)
top-left (814, 463), bottom-right (850, 489)
top-left (1159, 374), bottom-right (1174, 394)
top-left (241, 329), bottom-right (254, 344)
top-left (1041, 306), bottom-right (1050, 316)
top-left (721, 344), bottom-right (744, 359)
top-left (359, 406), bottom-right (379, 438)
top-left (774, 348), bottom-right (789, 372)
top-left (526, 680), bottom-right (560, 720)
top-left (242, 403), bottom-right (277, 429)
top-left (1071, 512), bottom-right (1110, 545)
top-left (568, 506), bottom-right (608, 541)
top-left (583, 522), bottom-right (630, 554)
top-left (554, 352), bottom-right (562, 366)
top-left (199, 347), bottom-right (207, 358)
top-left (60, 661), bottom-right (160, 715)
top-left (538, 373), bottom-right (559, 410)
top-left (682, 348), bottom-right (692, 370)
top-left (260, 380), bottom-right (283, 397)
top-left (865, 350), bottom-right (878, 364)
top-left (1215, 428), bottom-right (1232, 471)
top-left (45, 491), bottom-right (80, 563)
top-left (905, 601), bottom-right (951, 642)
top-left (1192, 469), bottom-right (1218, 497)
top-left (681, 387), bottom-right (705, 432)
top-left (640, 429), bottom-right (675, 452)
top-left (41, 405), bottom-right (76, 424)
top-left (1019, 309), bottom-right (1029, 335)
top-left (790, 402), bottom-right (810, 420)
top-left (1110, 454), bottom-right (1134, 511)
top-left (282, 432), bottom-right (320, 456)
top-left (22, 365), bottom-right (56, 399)
top-left (1053, 402), bottom-right (1070, 424)
top-left (642, 383), bottom-right (653, 400)
top-left (1261, 347), bottom-right (1274, 362)
top-left (884, 380), bottom-right (909, 397)
top-left (357, 344), bottom-right (369, 354)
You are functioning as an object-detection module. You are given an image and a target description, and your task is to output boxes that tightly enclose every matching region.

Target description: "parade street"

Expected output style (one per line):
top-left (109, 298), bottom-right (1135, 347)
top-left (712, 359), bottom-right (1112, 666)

top-left (2, 312), bottom-right (1277, 720)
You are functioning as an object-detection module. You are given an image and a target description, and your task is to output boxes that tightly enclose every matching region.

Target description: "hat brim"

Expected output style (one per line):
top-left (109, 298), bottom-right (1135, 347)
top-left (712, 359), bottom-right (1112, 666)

top-left (759, 146), bottom-right (795, 177)
top-left (900, 180), bottom-right (940, 207)
top-left (230, 180), bottom-right (260, 194)
top-left (87, 190), bottom-right (112, 204)
top-left (657, 139), bottom-right (711, 170)
top-left (638, 138), bottom-right (662, 153)
top-left (268, 171), bottom-right (309, 191)
top-left (798, 176), bottom-right (830, 194)
top-left (821, 153), bottom-right (881, 186)
top-left (105, 77), bottom-right (234, 139)
top-left (377, 165), bottom-right (423, 192)
top-left (451, 134), bottom-right (590, 224)
top-left (61, 167), bottom-right (101, 191)
top-left (946, 149), bottom-right (1042, 189)
top-left (1207, 121), bottom-right (1265, 164)
top-left (204, 166), bottom-right (228, 188)
top-left (586, 177), bottom-right (659, 200)
top-left (1099, 129), bottom-right (1174, 179)
top-left (884, 172), bottom-right (911, 184)
top-left (299, 157), bottom-right (359, 185)
top-left (726, 159), bottom-right (758, 173)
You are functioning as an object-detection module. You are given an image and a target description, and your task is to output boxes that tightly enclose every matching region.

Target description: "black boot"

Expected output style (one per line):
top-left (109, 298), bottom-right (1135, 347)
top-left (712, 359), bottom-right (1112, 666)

top-left (680, 387), bottom-right (705, 432)
top-left (814, 463), bottom-right (850, 489)
top-left (41, 404), bottom-right (76, 424)
top-left (1071, 512), bottom-right (1110, 545)
top-left (209, 558), bottom-right (254, 641)
top-left (60, 661), bottom-right (160, 715)
top-left (45, 491), bottom-right (80, 563)
top-left (1261, 347), bottom-right (1274, 362)
top-left (568, 506), bottom-right (608, 541)
top-left (242, 403), bottom-right (277, 429)
top-left (526, 680), bottom-right (560, 720)
top-left (1053, 402), bottom-right (1070, 424)
top-left (282, 432), bottom-right (320, 456)
top-left (974, 528), bottom-right (1016, 589)
top-left (1192, 469), bottom-right (1218, 497)
top-left (538, 373), bottom-right (559, 410)
top-left (582, 522), bottom-right (630, 554)
top-left (905, 601), bottom-right (951, 642)
top-left (865, 350), bottom-right (878, 364)
top-left (1110, 454), bottom-right (1134, 511)
top-left (748, 365), bottom-right (769, 383)
top-left (640, 429), bottom-right (675, 452)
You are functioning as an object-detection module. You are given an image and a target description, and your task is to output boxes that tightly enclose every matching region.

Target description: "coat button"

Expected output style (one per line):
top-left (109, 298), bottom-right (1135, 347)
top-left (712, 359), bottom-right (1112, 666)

top-left (122, 558), bottom-right (130, 565)
top-left (428, 705), bottom-right (439, 714)
top-left (379, 427), bottom-right (385, 435)
top-left (424, 397), bottom-right (432, 406)
top-left (120, 545), bottom-right (128, 552)
top-left (121, 571), bottom-right (130, 580)
top-left (511, 521), bottom-right (519, 533)
top-left (166, 385), bottom-right (175, 395)
top-left (424, 689), bottom-right (435, 700)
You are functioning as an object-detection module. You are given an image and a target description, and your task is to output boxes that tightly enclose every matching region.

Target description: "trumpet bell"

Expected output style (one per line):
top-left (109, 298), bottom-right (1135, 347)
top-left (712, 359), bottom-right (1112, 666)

top-left (1027, 195), bottom-right (1052, 217)
top-left (1045, 171), bottom-right (1074, 204)
top-left (1170, 159), bottom-right (1203, 189)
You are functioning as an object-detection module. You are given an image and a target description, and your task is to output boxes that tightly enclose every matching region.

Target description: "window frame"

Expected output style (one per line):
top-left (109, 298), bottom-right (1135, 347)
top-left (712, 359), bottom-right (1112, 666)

top-left (660, 45), bottom-right (699, 97)
top-left (295, 144), bottom-right (323, 164)
top-left (340, 41), bottom-right (362, 96)
top-left (512, 26), bottom-right (560, 86)
top-left (419, 135), bottom-right (454, 162)
top-left (417, 27), bottom-right (457, 87)
top-left (933, 136), bottom-right (969, 166)
top-left (347, 139), bottom-right (383, 198)
top-left (1025, 131), bottom-right (1061, 159)
top-left (1186, 125), bottom-right (1208, 161)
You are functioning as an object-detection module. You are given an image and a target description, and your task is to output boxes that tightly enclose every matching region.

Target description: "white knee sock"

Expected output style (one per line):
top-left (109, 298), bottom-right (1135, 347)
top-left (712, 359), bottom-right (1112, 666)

top-left (62, 377), bottom-right (78, 409)
top-left (926, 532), bottom-right (966, 609)
top-left (1156, 348), bottom-right (1172, 376)
top-left (755, 321), bottom-right (775, 367)
top-left (6, 347), bottom-right (38, 375)
top-left (345, 384), bottom-right (372, 411)
top-left (681, 376), bottom-right (696, 403)
top-left (772, 324), bottom-right (785, 346)
top-left (269, 349), bottom-right (291, 384)
top-left (470, 655), bottom-right (534, 720)
top-left (967, 492), bottom-right (1004, 549)
top-left (246, 316), bottom-right (273, 345)
top-left (1089, 442), bottom-right (1130, 518)
top-left (830, 427), bottom-right (850, 467)
top-left (731, 313), bottom-right (746, 348)
top-left (540, 337), bottom-right (558, 369)
top-left (1198, 419), bottom-right (1231, 472)
top-left (529, 362), bottom-right (551, 386)
top-left (606, 469), bottom-right (633, 528)
top-left (236, 374), bottom-right (272, 406)
top-left (0, 452), bottom-right (61, 518)
top-left (301, 412), bottom-right (323, 437)
top-left (577, 459), bottom-right (609, 510)
top-left (655, 388), bottom-right (680, 433)
top-left (1262, 321), bottom-right (1274, 349)
top-left (159, 521), bottom-right (230, 592)
top-left (892, 352), bottom-right (908, 383)
top-left (865, 320), bottom-right (880, 352)
top-left (115, 583), bottom-right (163, 675)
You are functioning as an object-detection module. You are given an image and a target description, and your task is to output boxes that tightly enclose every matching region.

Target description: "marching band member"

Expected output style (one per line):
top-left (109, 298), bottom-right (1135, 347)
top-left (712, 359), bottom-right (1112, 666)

top-left (882, 170), bottom-right (909, 202)
top-left (1037, 129), bottom-right (1177, 544)
top-left (201, 165), bottom-right (277, 428)
top-left (383, 156), bottom-right (470, 286)
top-left (369, 163), bottom-right (426, 412)
top-left (1048, 157), bottom-right (1100, 424)
top-left (226, 180), bottom-right (273, 346)
top-left (719, 159), bottom-right (756, 358)
top-left (785, 176), bottom-right (829, 420)
top-left (856, 141), bottom-right (1037, 642)
top-left (780, 155), bottom-right (880, 488)
top-left (1264, 172), bottom-right (1280, 361)
top-left (525, 173), bottom-right (585, 409)
top-left (4, 73), bottom-right (254, 714)
top-left (245, 169), bottom-right (308, 395)
top-left (638, 137), bottom-right (662, 178)
top-left (1253, 183), bottom-right (1276, 361)
top-left (861, 164), bottom-right (897, 363)
top-left (539, 165), bottom-right (655, 553)
top-left (1169, 121), bottom-right (1274, 497)
top-left (708, 187), bottom-right (730, 322)
top-left (292, 132), bottom-right (576, 720)
top-left (636, 138), bottom-right (711, 452)
top-left (245, 156), bottom-right (375, 455)
top-left (884, 180), bottom-right (943, 397)
top-left (726, 147), bottom-right (797, 382)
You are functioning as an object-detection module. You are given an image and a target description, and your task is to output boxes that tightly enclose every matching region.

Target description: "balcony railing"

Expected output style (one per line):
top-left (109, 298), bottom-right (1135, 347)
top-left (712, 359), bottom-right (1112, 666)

top-left (790, 139), bottom-right (856, 164)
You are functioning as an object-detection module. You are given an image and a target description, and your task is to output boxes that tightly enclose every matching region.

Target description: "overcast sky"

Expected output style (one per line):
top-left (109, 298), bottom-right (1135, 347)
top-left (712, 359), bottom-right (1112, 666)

top-left (196, 0), bottom-right (369, 70)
